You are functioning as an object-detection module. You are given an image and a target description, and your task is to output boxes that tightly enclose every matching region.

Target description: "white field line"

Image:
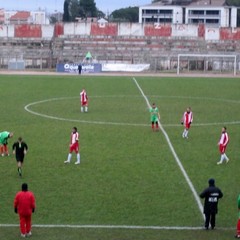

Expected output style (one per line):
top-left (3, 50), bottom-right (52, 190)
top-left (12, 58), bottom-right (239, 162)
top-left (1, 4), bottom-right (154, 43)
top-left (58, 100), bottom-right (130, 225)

top-left (132, 77), bottom-right (204, 219)
top-left (24, 98), bottom-right (240, 127)
top-left (0, 224), bottom-right (234, 230)
top-left (6, 92), bottom-right (236, 229)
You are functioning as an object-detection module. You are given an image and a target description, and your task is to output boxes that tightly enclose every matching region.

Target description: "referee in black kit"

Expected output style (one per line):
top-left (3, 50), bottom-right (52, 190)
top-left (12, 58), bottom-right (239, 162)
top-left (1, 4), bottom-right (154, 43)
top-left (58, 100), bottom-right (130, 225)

top-left (12, 137), bottom-right (28, 177)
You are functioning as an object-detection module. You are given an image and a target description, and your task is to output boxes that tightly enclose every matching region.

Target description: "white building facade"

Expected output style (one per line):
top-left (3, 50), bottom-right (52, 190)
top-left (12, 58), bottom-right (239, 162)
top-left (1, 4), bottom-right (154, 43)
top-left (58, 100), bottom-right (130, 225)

top-left (139, 0), bottom-right (238, 28)
top-left (139, 5), bottom-right (183, 24)
top-left (2, 10), bottom-right (49, 25)
top-left (185, 0), bottom-right (237, 27)
top-left (31, 11), bottom-right (49, 25)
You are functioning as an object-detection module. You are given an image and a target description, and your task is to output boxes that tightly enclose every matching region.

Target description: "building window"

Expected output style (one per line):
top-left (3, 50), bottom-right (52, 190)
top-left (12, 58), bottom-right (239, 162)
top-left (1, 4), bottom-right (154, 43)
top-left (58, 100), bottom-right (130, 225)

top-left (206, 10), bottom-right (219, 16)
top-left (206, 19), bottom-right (219, 24)
top-left (159, 18), bottom-right (172, 23)
top-left (190, 18), bottom-right (204, 24)
top-left (146, 17), bottom-right (156, 23)
top-left (190, 10), bottom-right (204, 15)
top-left (159, 9), bottom-right (173, 14)
top-left (145, 9), bottom-right (158, 15)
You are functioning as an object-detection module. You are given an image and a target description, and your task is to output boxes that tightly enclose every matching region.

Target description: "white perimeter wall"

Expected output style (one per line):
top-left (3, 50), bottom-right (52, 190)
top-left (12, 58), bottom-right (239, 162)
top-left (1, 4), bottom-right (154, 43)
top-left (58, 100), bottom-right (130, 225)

top-left (0, 25), bottom-right (8, 37)
top-left (205, 27), bottom-right (220, 40)
top-left (42, 25), bottom-right (54, 38)
top-left (0, 25), bottom-right (14, 37)
top-left (0, 22), bottom-right (238, 41)
top-left (63, 23), bottom-right (91, 35)
top-left (118, 23), bottom-right (144, 36)
top-left (172, 24), bottom-right (198, 37)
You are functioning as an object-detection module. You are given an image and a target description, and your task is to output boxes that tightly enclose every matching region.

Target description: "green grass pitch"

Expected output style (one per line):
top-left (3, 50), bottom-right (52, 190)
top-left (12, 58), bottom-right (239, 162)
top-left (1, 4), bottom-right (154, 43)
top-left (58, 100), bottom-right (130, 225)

top-left (0, 74), bottom-right (239, 240)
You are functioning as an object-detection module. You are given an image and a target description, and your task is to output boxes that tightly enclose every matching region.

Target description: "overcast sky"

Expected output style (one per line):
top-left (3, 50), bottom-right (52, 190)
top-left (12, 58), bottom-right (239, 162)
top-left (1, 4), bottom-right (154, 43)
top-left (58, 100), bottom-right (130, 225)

top-left (0, 0), bottom-right (150, 14)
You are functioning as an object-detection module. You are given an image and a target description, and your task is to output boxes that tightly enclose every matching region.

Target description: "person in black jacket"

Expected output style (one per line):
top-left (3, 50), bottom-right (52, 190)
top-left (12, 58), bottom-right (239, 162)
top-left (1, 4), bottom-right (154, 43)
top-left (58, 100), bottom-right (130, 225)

top-left (78, 64), bottom-right (82, 75)
top-left (12, 137), bottom-right (28, 177)
top-left (200, 178), bottom-right (223, 230)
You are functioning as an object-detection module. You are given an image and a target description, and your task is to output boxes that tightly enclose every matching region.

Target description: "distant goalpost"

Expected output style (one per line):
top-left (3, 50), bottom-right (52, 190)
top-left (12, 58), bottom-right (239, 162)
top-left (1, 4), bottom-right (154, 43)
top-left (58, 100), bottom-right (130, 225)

top-left (177, 54), bottom-right (237, 76)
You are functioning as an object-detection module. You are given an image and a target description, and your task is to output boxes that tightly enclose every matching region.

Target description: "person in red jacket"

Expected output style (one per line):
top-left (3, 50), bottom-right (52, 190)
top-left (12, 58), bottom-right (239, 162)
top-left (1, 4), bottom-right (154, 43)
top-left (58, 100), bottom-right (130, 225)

top-left (14, 183), bottom-right (36, 238)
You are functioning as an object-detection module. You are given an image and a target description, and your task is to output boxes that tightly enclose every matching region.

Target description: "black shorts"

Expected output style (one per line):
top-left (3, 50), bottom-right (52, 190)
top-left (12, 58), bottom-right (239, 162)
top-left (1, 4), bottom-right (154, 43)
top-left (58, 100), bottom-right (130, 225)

top-left (16, 157), bottom-right (24, 163)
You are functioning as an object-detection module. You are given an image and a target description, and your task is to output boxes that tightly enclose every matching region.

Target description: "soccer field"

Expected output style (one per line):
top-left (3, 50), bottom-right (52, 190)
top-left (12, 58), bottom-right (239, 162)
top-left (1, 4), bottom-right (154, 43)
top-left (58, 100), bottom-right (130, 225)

top-left (0, 74), bottom-right (239, 240)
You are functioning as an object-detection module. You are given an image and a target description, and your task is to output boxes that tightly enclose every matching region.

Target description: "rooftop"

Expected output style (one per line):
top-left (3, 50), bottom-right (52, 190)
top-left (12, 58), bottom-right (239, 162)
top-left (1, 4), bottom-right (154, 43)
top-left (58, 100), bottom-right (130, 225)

top-left (142, 0), bottom-right (227, 7)
top-left (10, 11), bottom-right (30, 20)
top-left (188, 0), bottom-right (226, 7)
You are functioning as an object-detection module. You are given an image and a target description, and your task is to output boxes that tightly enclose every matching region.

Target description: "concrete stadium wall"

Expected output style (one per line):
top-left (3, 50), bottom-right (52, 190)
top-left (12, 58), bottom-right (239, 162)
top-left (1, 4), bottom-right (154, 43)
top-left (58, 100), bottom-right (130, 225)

top-left (118, 23), bottom-right (144, 36)
top-left (205, 27), bottom-right (220, 41)
top-left (0, 25), bottom-right (7, 37)
top-left (90, 23), bottom-right (118, 36)
top-left (172, 24), bottom-right (198, 38)
top-left (220, 27), bottom-right (240, 40)
top-left (42, 25), bottom-right (54, 38)
top-left (0, 25), bottom-right (14, 37)
top-left (0, 22), bottom-right (240, 71)
top-left (144, 24), bottom-right (172, 37)
top-left (54, 23), bottom-right (64, 37)
top-left (14, 24), bottom-right (42, 38)
top-left (63, 23), bottom-right (91, 35)
top-left (0, 23), bottom-right (240, 40)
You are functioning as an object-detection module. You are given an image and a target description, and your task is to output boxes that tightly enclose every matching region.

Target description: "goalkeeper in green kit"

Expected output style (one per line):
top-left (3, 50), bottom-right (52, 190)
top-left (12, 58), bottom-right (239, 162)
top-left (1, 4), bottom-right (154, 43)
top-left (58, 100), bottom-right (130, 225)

top-left (0, 131), bottom-right (13, 156)
top-left (150, 103), bottom-right (160, 131)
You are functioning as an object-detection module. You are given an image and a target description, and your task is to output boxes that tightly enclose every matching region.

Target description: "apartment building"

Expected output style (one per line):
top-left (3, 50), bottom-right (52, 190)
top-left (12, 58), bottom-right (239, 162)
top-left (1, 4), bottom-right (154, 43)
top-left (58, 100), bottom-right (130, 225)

top-left (139, 0), bottom-right (238, 27)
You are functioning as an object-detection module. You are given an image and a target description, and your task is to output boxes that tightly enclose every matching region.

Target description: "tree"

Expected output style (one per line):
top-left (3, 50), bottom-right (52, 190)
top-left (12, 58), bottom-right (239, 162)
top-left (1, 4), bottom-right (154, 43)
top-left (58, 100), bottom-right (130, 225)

top-left (226, 0), bottom-right (240, 5)
top-left (111, 7), bottom-right (139, 22)
top-left (97, 10), bottom-right (105, 19)
top-left (63, 0), bottom-right (70, 22)
top-left (69, 0), bottom-right (80, 21)
top-left (50, 12), bottom-right (63, 23)
top-left (79, 0), bottom-right (97, 18)
top-left (49, 16), bottom-right (58, 24)
top-left (62, 0), bottom-right (99, 22)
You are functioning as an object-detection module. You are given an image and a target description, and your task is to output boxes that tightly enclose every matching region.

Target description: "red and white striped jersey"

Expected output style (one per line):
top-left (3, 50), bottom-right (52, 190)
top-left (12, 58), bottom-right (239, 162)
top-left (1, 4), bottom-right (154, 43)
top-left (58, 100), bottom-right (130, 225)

top-left (70, 132), bottom-right (79, 145)
top-left (80, 90), bottom-right (88, 103)
top-left (182, 111), bottom-right (193, 125)
top-left (219, 132), bottom-right (229, 146)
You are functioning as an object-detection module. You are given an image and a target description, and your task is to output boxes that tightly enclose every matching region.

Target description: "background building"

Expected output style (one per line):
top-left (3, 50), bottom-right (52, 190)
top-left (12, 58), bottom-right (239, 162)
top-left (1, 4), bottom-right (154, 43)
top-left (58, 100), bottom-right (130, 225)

top-left (186, 0), bottom-right (237, 27)
top-left (2, 10), bottom-right (49, 25)
top-left (139, 0), bottom-right (238, 27)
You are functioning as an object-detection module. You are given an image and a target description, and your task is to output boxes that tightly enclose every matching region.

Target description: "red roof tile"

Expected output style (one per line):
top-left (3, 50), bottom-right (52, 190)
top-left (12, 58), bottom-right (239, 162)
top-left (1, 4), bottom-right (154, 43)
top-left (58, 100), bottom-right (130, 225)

top-left (10, 11), bottom-right (30, 20)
